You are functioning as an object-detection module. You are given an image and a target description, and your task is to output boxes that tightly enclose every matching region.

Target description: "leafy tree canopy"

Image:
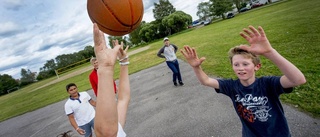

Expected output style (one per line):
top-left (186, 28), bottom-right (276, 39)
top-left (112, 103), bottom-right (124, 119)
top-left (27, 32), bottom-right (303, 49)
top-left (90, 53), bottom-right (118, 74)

top-left (162, 11), bottom-right (192, 35)
top-left (197, 2), bottom-right (212, 21)
top-left (153, 0), bottom-right (176, 21)
top-left (209, 0), bottom-right (234, 19)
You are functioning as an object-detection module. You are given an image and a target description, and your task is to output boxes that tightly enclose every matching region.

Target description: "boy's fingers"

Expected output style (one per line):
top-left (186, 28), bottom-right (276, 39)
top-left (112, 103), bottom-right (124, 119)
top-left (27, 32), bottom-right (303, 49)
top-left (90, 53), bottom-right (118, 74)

top-left (243, 28), bottom-right (254, 38)
top-left (100, 30), bottom-right (106, 45)
top-left (185, 46), bottom-right (192, 54)
top-left (248, 25), bottom-right (260, 37)
top-left (191, 48), bottom-right (196, 57)
top-left (199, 57), bottom-right (206, 63)
top-left (112, 40), bottom-right (116, 47)
top-left (125, 45), bottom-right (129, 52)
top-left (113, 42), bottom-right (121, 52)
top-left (93, 23), bottom-right (100, 47)
top-left (240, 32), bottom-right (250, 42)
top-left (258, 26), bottom-right (266, 37)
top-left (93, 23), bottom-right (106, 53)
top-left (180, 49), bottom-right (186, 57)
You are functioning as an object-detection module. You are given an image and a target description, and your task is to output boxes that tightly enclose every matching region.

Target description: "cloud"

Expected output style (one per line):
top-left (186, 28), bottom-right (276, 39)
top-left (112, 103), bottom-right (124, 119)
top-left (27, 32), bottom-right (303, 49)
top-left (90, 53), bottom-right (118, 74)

top-left (0, 22), bottom-right (25, 37)
top-left (2, 0), bottom-right (24, 11)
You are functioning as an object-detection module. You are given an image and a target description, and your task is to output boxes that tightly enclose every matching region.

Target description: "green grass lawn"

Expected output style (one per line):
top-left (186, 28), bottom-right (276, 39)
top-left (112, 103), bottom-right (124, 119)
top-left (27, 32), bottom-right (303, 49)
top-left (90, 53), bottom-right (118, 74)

top-left (0, 0), bottom-right (319, 122)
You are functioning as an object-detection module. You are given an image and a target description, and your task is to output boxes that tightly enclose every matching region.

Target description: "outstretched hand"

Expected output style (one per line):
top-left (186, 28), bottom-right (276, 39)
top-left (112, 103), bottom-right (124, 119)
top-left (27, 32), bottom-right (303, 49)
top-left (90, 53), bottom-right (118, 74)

top-left (93, 23), bottom-right (121, 68)
top-left (239, 26), bottom-right (274, 56)
top-left (180, 46), bottom-right (205, 68)
top-left (115, 40), bottom-right (129, 62)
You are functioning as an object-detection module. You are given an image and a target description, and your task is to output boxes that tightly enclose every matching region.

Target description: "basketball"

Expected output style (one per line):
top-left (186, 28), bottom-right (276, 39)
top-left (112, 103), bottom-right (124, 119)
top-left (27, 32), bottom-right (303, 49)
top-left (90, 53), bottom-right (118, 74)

top-left (87, 0), bottom-right (144, 36)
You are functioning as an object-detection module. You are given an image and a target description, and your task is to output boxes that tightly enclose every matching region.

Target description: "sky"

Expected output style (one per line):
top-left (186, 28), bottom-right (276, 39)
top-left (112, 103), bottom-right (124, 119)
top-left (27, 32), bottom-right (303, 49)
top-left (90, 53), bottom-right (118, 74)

top-left (0, 0), bottom-right (209, 79)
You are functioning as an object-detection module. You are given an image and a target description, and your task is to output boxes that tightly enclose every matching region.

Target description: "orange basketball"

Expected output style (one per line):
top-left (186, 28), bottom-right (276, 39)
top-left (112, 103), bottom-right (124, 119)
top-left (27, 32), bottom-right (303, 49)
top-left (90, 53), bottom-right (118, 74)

top-left (87, 0), bottom-right (144, 36)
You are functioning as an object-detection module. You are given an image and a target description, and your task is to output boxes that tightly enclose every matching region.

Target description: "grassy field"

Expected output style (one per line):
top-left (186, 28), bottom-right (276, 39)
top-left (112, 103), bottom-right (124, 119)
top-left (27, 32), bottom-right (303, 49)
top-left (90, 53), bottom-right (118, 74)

top-left (0, 0), bottom-right (319, 122)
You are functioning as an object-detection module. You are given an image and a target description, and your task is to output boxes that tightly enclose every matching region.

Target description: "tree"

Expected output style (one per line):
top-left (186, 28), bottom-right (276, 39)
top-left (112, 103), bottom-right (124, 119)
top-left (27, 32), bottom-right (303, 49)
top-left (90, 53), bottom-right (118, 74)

top-left (36, 59), bottom-right (57, 81)
top-left (79, 46), bottom-right (94, 59)
top-left (55, 53), bottom-right (85, 69)
top-left (129, 21), bottom-right (146, 45)
top-left (20, 68), bottom-right (36, 87)
top-left (233, 0), bottom-right (242, 12)
top-left (162, 11), bottom-right (192, 35)
top-left (209, 0), bottom-right (233, 19)
top-left (43, 59), bottom-right (56, 71)
top-left (55, 54), bottom-right (74, 68)
top-left (153, 0), bottom-right (176, 21)
top-left (139, 22), bottom-right (158, 42)
top-left (197, 2), bottom-right (212, 21)
top-left (0, 74), bottom-right (19, 95)
top-left (36, 70), bottom-right (53, 81)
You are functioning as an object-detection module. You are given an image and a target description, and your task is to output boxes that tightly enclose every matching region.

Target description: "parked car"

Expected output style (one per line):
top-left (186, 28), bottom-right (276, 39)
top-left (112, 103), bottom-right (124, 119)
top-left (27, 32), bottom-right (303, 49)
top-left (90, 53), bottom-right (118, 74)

top-left (239, 7), bottom-right (250, 12)
top-left (204, 20), bottom-right (212, 26)
top-left (251, 2), bottom-right (264, 8)
top-left (226, 13), bottom-right (235, 19)
top-left (239, 3), bottom-right (251, 13)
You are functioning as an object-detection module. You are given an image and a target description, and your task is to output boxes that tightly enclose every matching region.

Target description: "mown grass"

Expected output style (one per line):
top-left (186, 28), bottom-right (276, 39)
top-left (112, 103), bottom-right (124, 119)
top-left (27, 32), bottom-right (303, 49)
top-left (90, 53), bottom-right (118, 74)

top-left (0, 0), bottom-right (319, 122)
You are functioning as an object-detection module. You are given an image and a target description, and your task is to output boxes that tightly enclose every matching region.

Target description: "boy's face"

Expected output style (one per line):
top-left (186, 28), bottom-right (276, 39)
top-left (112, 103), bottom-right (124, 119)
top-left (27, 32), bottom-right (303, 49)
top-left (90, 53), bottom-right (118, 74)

top-left (232, 55), bottom-right (261, 83)
top-left (91, 60), bottom-right (98, 70)
top-left (67, 86), bottom-right (78, 97)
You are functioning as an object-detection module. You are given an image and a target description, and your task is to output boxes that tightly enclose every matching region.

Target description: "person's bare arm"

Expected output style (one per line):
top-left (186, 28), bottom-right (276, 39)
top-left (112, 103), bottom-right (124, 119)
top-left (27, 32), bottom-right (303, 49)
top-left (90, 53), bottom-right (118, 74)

top-left (239, 26), bottom-right (306, 88)
top-left (93, 23), bottom-right (120, 137)
top-left (116, 43), bottom-right (130, 127)
top-left (67, 114), bottom-right (85, 135)
top-left (181, 46), bottom-right (219, 89)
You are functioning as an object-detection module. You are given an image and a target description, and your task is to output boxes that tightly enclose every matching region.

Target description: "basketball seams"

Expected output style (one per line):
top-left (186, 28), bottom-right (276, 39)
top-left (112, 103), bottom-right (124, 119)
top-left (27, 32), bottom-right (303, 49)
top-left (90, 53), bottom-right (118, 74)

top-left (87, 4), bottom-right (127, 33)
top-left (90, 17), bottom-right (128, 33)
top-left (103, 0), bottom-right (131, 27)
top-left (128, 0), bottom-right (134, 29)
top-left (128, 0), bottom-right (143, 28)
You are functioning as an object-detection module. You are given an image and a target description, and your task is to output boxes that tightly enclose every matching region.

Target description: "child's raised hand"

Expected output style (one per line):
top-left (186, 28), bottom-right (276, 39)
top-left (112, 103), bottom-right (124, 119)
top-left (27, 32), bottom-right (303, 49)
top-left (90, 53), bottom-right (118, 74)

top-left (115, 40), bottom-right (129, 62)
top-left (180, 46), bottom-right (205, 68)
top-left (239, 26), bottom-right (274, 56)
top-left (93, 23), bottom-right (121, 68)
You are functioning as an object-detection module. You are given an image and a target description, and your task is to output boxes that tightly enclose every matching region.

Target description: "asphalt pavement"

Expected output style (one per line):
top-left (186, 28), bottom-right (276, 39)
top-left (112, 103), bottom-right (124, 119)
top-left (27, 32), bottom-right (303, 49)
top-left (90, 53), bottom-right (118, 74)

top-left (1, 60), bottom-right (319, 137)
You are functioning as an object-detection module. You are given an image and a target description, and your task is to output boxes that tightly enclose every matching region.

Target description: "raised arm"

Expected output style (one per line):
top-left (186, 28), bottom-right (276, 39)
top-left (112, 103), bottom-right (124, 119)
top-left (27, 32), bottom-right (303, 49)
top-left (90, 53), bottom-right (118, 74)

top-left (115, 40), bottom-right (130, 128)
top-left (180, 46), bottom-right (219, 89)
top-left (239, 25), bottom-right (306, 88)
top-left (93, 23), bottom-right (120, 137)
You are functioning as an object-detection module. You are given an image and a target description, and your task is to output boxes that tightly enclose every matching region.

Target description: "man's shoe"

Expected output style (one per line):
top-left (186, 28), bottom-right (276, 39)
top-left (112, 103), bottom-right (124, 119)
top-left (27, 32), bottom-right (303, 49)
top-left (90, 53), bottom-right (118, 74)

top-left (179, 81), bottom-right (184, 86)
top-left (173, 82), bottom-right (178, 86)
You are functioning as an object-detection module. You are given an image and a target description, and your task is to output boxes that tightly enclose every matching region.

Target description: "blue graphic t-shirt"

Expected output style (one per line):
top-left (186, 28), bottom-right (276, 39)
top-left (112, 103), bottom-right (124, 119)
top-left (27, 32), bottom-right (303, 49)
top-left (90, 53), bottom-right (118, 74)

top-left (216, 76), bottom-right (293, 137)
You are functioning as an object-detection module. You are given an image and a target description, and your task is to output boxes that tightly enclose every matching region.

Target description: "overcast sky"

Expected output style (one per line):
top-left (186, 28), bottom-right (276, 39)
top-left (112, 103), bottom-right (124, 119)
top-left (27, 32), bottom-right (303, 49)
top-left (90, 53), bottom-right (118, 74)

top-left (0, 0), bottom-right (209, 79)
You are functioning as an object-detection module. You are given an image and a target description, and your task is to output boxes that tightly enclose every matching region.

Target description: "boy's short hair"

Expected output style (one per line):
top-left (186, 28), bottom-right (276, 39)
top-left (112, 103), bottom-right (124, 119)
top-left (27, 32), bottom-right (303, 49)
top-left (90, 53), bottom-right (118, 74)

top-left (90, 57), bottom-right (97, 65)
top-left (66, 83), bottom-right (77, 91)
top-left (228, 46), bottom-right (260, 66)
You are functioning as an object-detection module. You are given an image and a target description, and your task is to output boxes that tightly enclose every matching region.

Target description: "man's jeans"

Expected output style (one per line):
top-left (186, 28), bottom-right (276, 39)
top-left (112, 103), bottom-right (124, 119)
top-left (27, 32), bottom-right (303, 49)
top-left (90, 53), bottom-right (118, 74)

top-left (166, 60), bottom-right (182, 82)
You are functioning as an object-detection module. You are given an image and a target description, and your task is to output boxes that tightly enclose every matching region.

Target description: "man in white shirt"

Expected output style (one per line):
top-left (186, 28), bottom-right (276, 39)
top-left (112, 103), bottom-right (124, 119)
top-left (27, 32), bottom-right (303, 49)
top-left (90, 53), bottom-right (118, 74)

top-left (64, 83), bottom-right (96, 137)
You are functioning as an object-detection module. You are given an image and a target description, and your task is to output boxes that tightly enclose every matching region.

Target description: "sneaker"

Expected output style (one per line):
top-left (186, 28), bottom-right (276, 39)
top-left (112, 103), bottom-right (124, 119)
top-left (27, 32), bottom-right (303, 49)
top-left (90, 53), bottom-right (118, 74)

top-left (173, 82), bottom-right (178, 86)
top-left (179, 81), bottom-right (184, 86)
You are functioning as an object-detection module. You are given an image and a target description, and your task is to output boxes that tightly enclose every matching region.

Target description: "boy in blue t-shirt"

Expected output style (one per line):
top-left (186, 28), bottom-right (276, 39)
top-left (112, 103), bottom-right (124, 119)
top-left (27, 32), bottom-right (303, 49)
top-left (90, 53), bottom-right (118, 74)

top-left (180, 26), bottom-right (306, 137)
